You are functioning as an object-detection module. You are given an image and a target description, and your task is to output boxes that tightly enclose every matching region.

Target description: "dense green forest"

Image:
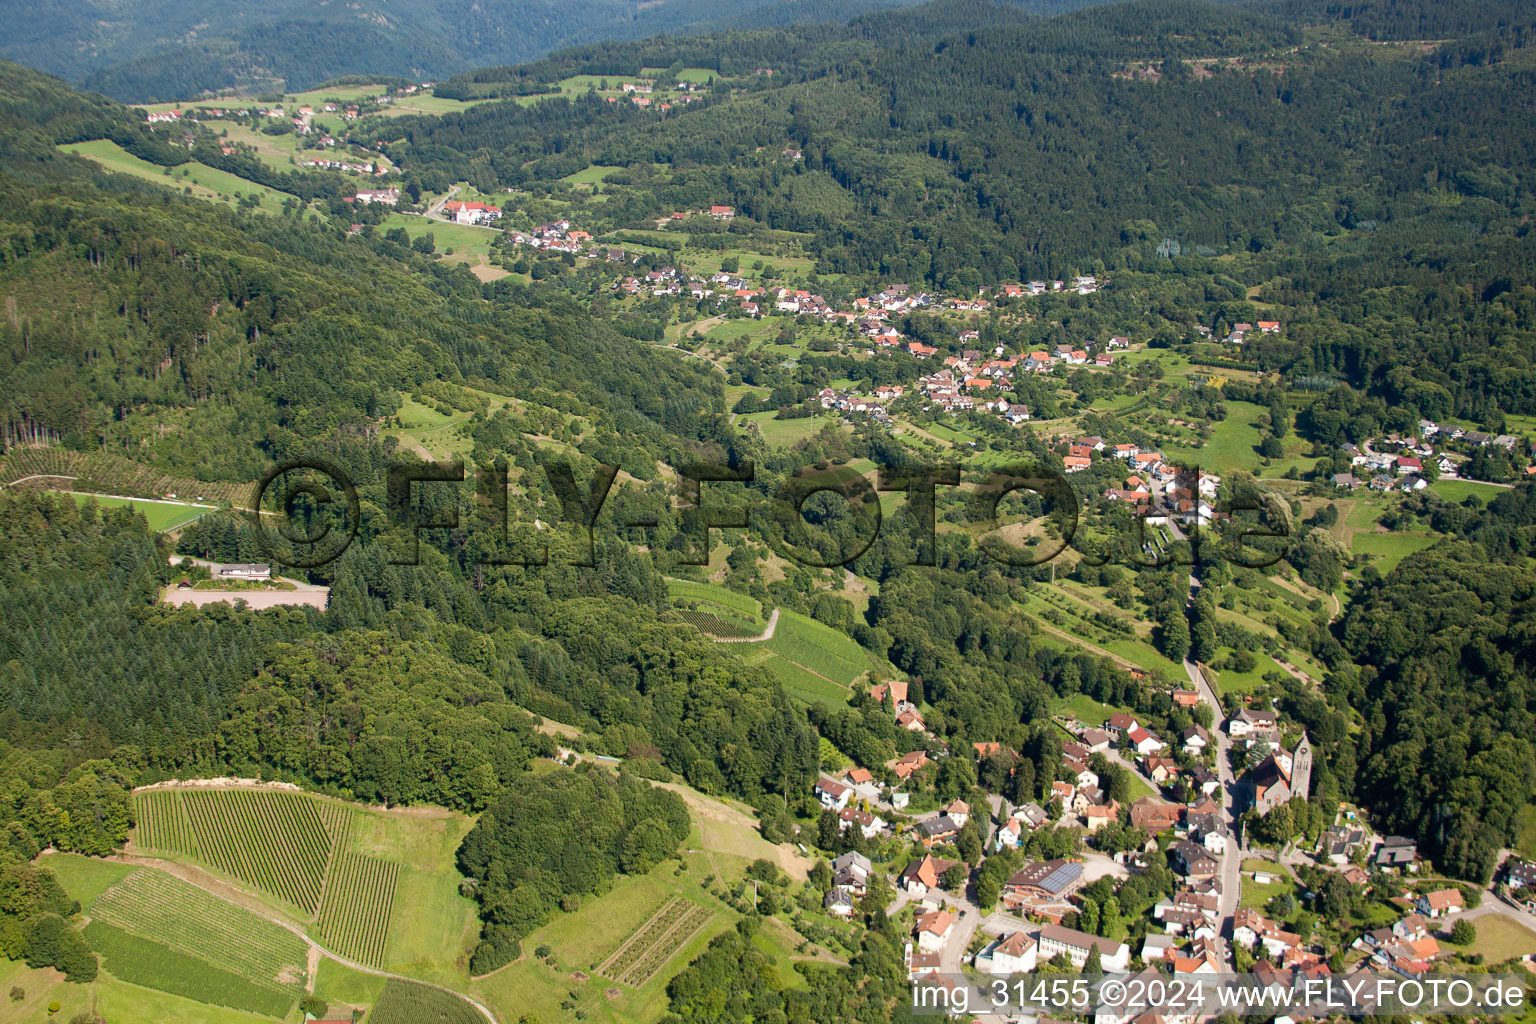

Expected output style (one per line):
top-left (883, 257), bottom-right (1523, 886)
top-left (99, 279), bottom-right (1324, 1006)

top-left (1, 0), bottom-right (945, 101)
top-left (456, 768), bottom-right (692, 971)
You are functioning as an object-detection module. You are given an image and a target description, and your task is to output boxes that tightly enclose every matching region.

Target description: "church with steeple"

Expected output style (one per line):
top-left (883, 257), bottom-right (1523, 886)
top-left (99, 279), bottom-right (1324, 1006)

top-left (1250, 733), bottom-right (1312, 815)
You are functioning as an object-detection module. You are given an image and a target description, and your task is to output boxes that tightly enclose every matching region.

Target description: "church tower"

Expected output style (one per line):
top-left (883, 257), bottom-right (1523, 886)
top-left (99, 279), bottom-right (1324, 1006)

top-left (1291, 733), bottom-right (1313, 801)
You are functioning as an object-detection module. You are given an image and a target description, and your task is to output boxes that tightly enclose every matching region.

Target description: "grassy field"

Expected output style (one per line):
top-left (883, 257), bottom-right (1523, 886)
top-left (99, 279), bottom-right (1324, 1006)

top-left (737, 410), bottom-right (836, 447)
top-left (1208, 648), bottom-right (1284, 694)
top-left (1443, 914), bottom-right (1536, 963)
top-left (381, 213), bottom-right (501, 258)
top-left (0, 957), bottom-right (278, 1024)
top-left (59, 139), bottom-right (292, 213)
top-left (1239, 858), bottom-right (1294, 911)
top-left (1158, 401), bottom-right (1270, 476)
top-left (470, 776), bottom-right (804, 1024)
top-left (1432, 478), bottom-right (1513, 502)
top-left (65, 491), bottom-right (216, 531)
top-left (561, 164), bottom-right (625, 186)
top-left (390, 395), bottom-right (475, 459)
top-left (1348, 529), bottom-right (1440, 573)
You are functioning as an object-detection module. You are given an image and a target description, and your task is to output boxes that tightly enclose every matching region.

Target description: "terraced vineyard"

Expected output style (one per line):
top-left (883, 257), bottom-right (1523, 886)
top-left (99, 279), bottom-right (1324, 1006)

top-left (369, 978), bottom-right (483, 1024)
top-left (90, 869), bottom-right (309, 985)
top-left (316, 851), bottom-right (400, 968)
top-left (0, 447), bottom-right (249, 506)
top-left (134, 787), bottom-right (349, 914)
top-left (594, 895), bottom-right (714, 987)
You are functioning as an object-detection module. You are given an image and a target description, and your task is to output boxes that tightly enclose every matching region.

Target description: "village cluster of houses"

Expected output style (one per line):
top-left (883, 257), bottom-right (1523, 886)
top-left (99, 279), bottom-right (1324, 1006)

top-left (1331, 423), bottom-right (1535, 491)
top-left (1068, 437), bottom-right (1225, 528)
top-left (1216, 320), bottom-right (1283, 345)
top-left (304, 157), bottom-right (390, 176)
top-left (993, 276), bottom-right (1105, 297)
top-left (507, 219), bottom-right (606, 255)
top-left (800, 671), bottom-right (1510, 1007)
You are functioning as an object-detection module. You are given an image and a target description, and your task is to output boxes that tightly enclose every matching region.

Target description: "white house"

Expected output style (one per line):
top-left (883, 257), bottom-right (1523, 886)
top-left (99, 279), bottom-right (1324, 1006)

top-left (914, 910), bottom-right (955, 953)
top-left (977, 931), bottom-right (1038, 975)
top-left (813, 777), bottom-right (852, 810)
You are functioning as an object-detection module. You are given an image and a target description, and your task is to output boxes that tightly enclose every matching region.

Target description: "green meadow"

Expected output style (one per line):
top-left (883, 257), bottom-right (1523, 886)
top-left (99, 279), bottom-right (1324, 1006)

top-left (59, 139), bottom-right (293, 213)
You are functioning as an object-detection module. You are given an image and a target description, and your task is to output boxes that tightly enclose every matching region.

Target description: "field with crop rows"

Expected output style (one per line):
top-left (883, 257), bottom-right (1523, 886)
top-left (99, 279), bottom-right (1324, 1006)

top-left (0, 447), bottom-right (249, 505)
top-left (666, 579), bottom-right (764, 637)
top-left (134, 787), bottom-right (349, 914)
top-left (82, 920), bottom-right (297, 1018)
top-left (133, 789), bottom-right (198, 854)
top-left (674, 609), bottom-right (760, 638)
top-left (90, 869), bottom-right (308, 985)
top-left (762, 610), bottom-right (870, 685)
top-left (368, 978), bottom-right (483, 1024)
top-left (316, 852), bottom-right (399, 968)
top-left (594, 895), bottom-right (714, 987)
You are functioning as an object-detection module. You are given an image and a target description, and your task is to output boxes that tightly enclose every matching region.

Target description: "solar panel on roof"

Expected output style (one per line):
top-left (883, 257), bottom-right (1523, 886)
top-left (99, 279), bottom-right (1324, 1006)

top-left (1039, 861), bottom-right (1082, 894)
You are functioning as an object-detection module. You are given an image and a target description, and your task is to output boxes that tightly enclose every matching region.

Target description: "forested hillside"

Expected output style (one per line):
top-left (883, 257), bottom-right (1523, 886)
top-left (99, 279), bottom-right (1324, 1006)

top-left (0, 0), bottom-right (938, 102)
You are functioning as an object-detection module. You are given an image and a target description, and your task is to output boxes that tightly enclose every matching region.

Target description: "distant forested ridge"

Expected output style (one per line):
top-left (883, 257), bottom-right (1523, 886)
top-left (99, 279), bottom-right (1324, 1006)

top-left (0, 0), bottom-right (948, 102)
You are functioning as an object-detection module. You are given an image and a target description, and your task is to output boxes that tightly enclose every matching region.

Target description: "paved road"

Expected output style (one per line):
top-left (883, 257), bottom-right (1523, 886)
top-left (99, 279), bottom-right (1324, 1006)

top-left (1184, 563), bottom-right (1243, 959)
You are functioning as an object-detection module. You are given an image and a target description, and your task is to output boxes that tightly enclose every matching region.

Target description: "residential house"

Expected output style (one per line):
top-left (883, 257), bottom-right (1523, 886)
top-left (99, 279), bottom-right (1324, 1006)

top-left (839, 807), bottom-right (886, 839)
top-left (1234, 908), bottom-right (1301, 959)
top-left (1082, 728), bottom-right (1113, 752)
top-left (1375, 837), bottom-right (1417, 868)
top-left (916, 814), bottom-right (962, 847)
top-left (943, 800), bottom-right (971, 828)
top-left (977, 930), bottom-right (1039, 975)
top-left (1182, 725), bottom-right (1210, 755)
top-left (914, 910), bottom-right (956, 953)
top-left (1502, 858), bottom-right (1536, 894)
top-left (891, 750), bottom-right (930, 779)
top-left (824, 888), bottom-right (857, 916)
top-left (832, 851), bottom-right (873, 892)
top-left (1128, 726), bottom-right (1163, 756)
top-left (900, 854), bottom-right (960, 898)
top-left (1172, 841), bottom-right (1219, 880)
top-left (1106, 713), bottom-right (1140, 735)
top-left (1014, 802), bottom-right (1049, 830)
top-left (1130, 797), bottom-right (1182, 833)
top-left (814, 777), bottom-right (853, 810)
top-left (1416, 888), bottom-right (1464, 918)
top-left (1228, 708), bottom-right (1278, 742)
